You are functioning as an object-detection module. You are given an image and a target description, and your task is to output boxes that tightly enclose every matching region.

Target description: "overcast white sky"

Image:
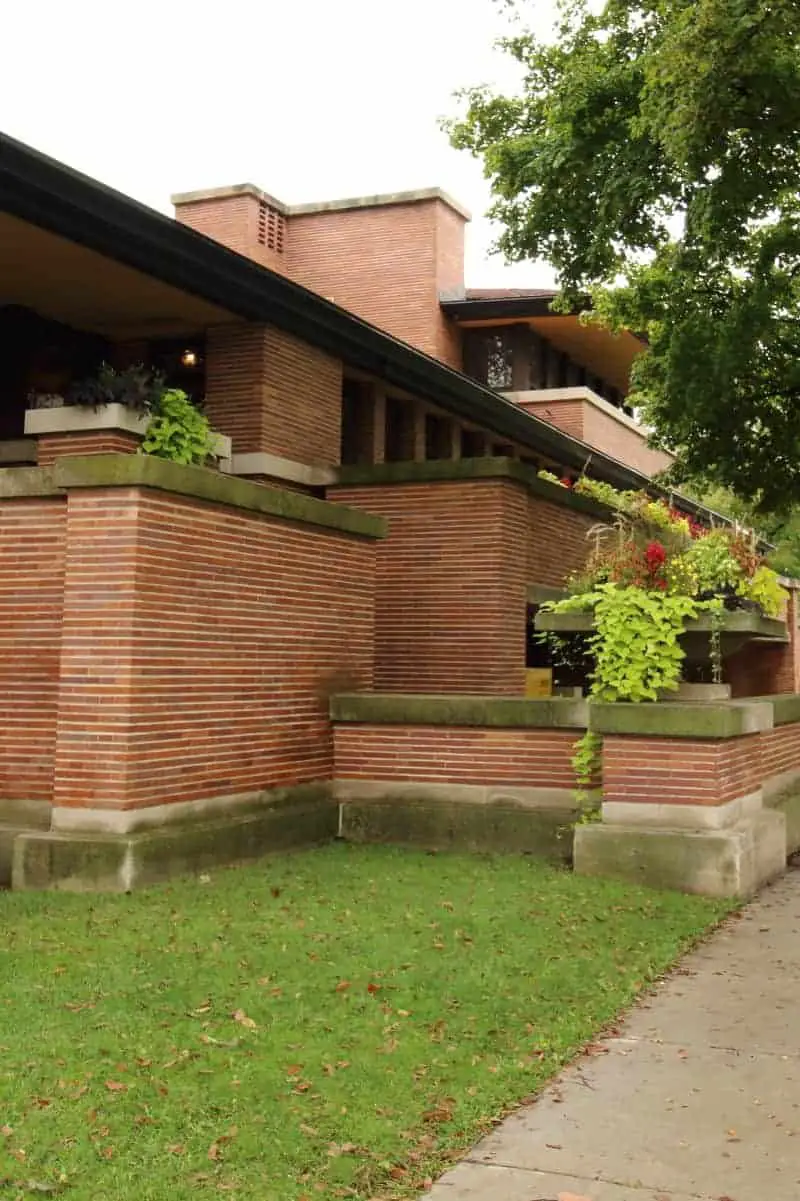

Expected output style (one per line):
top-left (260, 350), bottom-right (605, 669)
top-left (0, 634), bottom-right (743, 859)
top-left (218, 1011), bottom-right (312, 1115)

top-left (2, 0), bottom-right (558, 286)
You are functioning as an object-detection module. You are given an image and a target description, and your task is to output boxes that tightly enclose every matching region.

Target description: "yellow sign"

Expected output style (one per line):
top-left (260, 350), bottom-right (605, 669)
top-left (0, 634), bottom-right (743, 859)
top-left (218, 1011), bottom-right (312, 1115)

top-left (525, 668), bottom-right (553, 699)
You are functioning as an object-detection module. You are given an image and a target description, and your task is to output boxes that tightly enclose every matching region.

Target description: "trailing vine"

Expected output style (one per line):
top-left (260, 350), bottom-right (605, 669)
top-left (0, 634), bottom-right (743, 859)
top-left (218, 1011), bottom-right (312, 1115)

top-left (571, 729), bottom-right (603, 823)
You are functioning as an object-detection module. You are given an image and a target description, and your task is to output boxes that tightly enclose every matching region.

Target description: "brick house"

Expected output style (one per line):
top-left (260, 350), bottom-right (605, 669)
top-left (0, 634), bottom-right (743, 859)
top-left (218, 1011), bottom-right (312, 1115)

top-left (1, 129), bottom-right (798, 895)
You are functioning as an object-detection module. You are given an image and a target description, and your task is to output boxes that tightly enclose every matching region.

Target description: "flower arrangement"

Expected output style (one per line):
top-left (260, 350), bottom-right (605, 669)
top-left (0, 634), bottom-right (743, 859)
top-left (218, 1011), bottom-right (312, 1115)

top-left (536, 469), bottom-right (788, 816)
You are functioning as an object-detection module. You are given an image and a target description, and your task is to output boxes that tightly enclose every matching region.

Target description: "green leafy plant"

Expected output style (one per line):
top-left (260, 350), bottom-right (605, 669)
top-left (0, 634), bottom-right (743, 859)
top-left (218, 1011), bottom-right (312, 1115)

top-left (537, 469), bottom-right (567, 487)
top-left (141, 388), bottom-right (216, 466)
top-left (572, 730), bottom-right (603, 822)
top-left (66, 363), bottom-right (165, 413)
top-left (737, 565), bottom-right (787, 619)
top-left (682, 530), bottom-right (742, 594)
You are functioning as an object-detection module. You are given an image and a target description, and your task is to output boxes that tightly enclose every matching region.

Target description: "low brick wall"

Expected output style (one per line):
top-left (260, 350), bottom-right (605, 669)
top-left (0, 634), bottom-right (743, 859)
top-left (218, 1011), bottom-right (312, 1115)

top-left (0, 456), bottom-right (385, 834)
top-left (331, 459), bottom-right (607, 695)
top-left (334, 723), bottom-right (580, 790)
top-left (331, 693), bottom-right (589, 859)
top-left (602, 734), bottom-right (763, 808)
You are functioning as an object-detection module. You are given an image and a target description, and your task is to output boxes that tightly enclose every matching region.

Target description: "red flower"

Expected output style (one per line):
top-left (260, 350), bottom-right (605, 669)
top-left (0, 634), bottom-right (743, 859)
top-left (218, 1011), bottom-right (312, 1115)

top-left (560, 477), bottom-right (573, 489)
top-left (645, 541), bottom-right (667, 571)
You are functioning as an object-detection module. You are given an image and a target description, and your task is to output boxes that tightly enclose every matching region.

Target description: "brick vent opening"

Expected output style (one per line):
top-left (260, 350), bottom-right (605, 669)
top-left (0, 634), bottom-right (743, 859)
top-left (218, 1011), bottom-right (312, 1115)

top-left (257, 201), bottom-right (286, 253)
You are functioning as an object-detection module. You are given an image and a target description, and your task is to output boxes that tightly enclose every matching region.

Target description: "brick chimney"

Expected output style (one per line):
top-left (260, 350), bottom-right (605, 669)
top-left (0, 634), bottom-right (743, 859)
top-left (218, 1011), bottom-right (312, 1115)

top-left (172, 184), bottom-right (290, 277)
top-left (173, 184), bottom-right (469, 368)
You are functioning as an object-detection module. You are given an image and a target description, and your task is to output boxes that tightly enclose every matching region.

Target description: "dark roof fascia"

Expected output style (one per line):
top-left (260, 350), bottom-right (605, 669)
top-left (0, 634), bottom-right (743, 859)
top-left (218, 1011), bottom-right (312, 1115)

top-left (441, 296), bottom-right (561, 321)
top-left (0, 132), bottom-right (667, 495)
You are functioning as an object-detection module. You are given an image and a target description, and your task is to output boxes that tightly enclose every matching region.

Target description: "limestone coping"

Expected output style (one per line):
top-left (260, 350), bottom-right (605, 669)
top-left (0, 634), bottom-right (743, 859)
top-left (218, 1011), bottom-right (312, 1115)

top-left (0, 466), bottom-right (60, 498)
top-left (505, 387), bottom-right (654, 441)
top-left (45, 455), bottom-right (386, 539)
top-left (330, 693), bottom-right (589, 729)
top-left (589, 700), bottom-right (774, 739)
top-left (756, 694), bottom-right (800, 727)
top-left (171, 184), bottom-right (472, 222)
top-left (0, 439), bottom-right (36, 465)
top-left (24, 403), bottom-right (150, 437)
top-left (335, 457), bottom-right (611, 520)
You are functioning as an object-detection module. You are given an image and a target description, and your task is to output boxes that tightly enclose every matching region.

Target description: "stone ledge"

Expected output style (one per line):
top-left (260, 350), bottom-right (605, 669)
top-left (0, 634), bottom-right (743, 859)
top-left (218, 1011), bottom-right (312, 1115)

top-left (333, 778), bottom-right (591, 811)
top-left (334, 458), bottom-right (610, 520)
top-left (330, 692), bottom-right (588, 729)
top-left (589, 700), bottom-right (774, 739)
top-left (24, 402), bottom-right (150, 437)
top-left (758, 693), bottom-right (800, 726)
top-left (0, 466), bottom-right (60, 498)
top-left (226, 451), bottom-right (336, 487)
top-left (340, 797), bottom-right (575, 862)
top-left (12, 794), bottom-right (338, 892)
top-left (574, 810), bottom-right (786, 898)
top-left (51, 455), bottom-right (387, 539)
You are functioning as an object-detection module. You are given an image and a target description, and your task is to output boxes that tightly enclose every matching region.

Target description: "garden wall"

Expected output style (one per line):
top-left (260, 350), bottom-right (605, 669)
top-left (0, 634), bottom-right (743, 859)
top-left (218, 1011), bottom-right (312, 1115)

top-left (0, 487), bottom-right (65, 817)
top-left (331, 460), bottom-right (605, 695)
top-left (0, 455), bottom-right (385, 889)
top-left (331, 694), bottom-right (589, 858)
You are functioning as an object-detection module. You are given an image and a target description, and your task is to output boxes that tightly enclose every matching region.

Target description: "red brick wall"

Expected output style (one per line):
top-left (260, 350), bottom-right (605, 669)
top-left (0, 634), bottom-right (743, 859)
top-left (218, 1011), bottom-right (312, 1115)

top-left (206, 323), bottom-right (342, 463)
top-left (528, 493), bottom-right (596, 588)
top-left (330, 478), bottom-right (528, 695)
top-left (602, 734), bottom-right (762, 806)
top-left (0, 497), bottom-right (66, 803)
top-left (515, 396), bottom-right (673, 478)
top-left (518, 399), bottom-right (585, 441)
top-left (52, 487), bottom-right (376, 812)
top-left (334, 723), bottom-right (579, 789)
top-left (762, 722), bottom-right (800, 782)
top-left (175, 193), bottom-right (288, 276)
top-left (288, 200), bottom-right (465, 367)
top-left (582, 404), bottom-right (673, 477)
top-left (37, 431), bottom-right (141, 465)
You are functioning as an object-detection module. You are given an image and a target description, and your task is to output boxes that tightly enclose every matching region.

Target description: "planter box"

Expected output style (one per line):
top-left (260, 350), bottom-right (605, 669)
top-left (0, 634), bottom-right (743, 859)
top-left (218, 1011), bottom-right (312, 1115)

top-left (25, 403), bottom-right (150, 438)
top-left (535, 608), bottom-right (787, 664)
top-left (24, 406), bottom-right (231, 466)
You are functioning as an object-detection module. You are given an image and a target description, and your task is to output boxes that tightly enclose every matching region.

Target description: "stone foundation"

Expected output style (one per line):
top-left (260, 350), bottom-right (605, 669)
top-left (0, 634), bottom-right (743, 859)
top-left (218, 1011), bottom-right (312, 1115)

top-left (11, 786), bottom-right (337, 892)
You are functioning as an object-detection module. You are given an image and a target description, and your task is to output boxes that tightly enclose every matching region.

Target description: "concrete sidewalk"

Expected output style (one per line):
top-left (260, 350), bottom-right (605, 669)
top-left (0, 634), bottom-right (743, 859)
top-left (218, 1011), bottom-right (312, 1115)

top-left (424, 869), bottom-right (800, 1201)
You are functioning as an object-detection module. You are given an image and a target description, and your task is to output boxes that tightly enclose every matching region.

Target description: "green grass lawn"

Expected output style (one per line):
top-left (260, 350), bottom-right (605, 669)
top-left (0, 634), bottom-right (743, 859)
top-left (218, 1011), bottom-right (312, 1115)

top-left (0, 844), bottom-right (732, 1200)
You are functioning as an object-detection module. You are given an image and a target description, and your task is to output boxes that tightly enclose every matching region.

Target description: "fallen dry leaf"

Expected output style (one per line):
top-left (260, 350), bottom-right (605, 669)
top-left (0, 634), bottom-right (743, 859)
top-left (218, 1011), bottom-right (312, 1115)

top-left (231, 1009), bottom-right (257, 1030)
top-left (104, 1081), bottom-right (127, 1093)
top-left (335, 980), bottom-right (351, 993)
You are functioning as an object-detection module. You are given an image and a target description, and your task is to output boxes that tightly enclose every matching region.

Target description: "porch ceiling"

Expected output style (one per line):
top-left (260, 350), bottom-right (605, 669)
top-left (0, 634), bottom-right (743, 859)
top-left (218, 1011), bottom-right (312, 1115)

top-left (0, 212), bottom-right (234, 339)
top-left (454, 313), bottom-right (643, 394)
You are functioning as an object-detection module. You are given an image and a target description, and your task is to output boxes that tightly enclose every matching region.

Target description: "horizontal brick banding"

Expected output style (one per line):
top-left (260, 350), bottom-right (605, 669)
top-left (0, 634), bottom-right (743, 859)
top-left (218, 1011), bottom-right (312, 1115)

top-left (330, 478), bottom-right (528, 695)
top-left (288, 199), bottom-right (464, 367)
top-left (37, 431), bottom-right (141, 465)
top-left (602, 734), bottom-right (762, 806)
top-left (206, 323), bottom-right (342, 464)
top-left (334, 723), bottom-right (578, 788)
top-left (52, 486), bottom-right (375, 811)
top-left (528, 492), bottom-right (596, 588)
top-left (763, 722), bottom-right (800, 781)
top-left (0, 497), bottom-right (66, 802)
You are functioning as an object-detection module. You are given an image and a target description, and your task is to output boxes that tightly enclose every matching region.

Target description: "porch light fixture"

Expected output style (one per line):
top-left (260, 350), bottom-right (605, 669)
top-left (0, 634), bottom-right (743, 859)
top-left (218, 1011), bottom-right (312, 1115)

top-left (180, 348), bottom-right (199, 368)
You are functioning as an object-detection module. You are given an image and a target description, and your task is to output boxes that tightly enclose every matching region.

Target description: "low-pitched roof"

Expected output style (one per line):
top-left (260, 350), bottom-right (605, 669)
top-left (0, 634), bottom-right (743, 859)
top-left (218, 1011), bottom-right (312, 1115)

top-left (0, 130), bottom-right (694, 506)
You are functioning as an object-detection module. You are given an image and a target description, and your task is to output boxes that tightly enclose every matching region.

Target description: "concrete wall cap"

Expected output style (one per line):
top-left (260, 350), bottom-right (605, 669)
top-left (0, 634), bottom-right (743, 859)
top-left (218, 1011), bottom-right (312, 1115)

top-left (589, 700), bottom-right (775, 739)
top-left (330, 693), bottom-right (589, 729)
top-left (51, 454), bottom-right (387, 539)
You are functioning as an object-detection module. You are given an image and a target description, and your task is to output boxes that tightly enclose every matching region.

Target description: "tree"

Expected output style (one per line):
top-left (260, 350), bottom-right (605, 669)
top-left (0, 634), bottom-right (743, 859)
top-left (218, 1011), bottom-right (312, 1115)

top-left (447, 0), bottom-right (800, 510)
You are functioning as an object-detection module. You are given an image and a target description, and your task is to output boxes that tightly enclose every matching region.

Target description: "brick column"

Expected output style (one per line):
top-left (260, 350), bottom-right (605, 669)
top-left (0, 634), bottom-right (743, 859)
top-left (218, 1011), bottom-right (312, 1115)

top-left (205, 322), bottom-right (342, 464)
